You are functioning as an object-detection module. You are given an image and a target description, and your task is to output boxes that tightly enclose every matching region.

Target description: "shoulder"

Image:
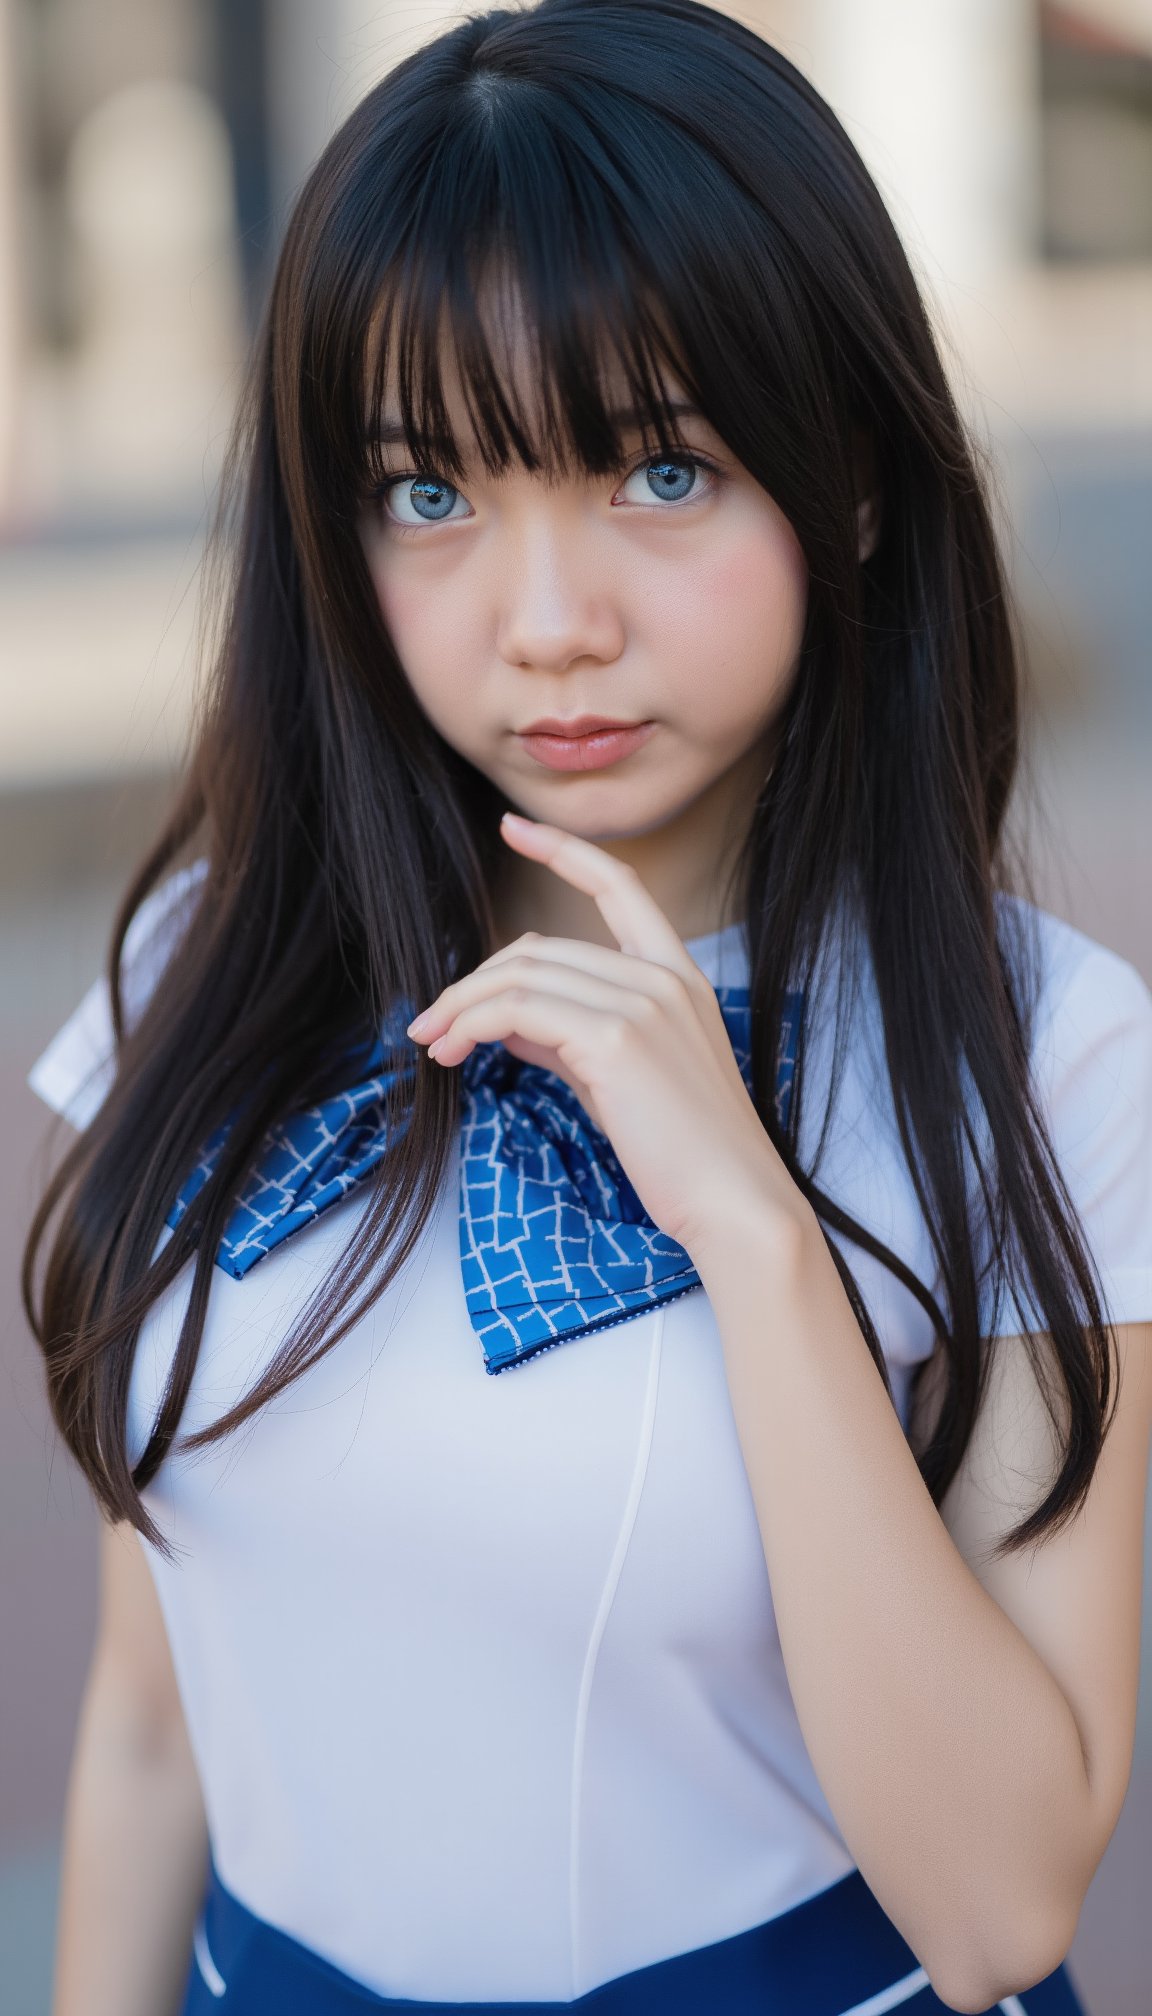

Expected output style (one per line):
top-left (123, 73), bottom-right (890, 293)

top-left (987, 894), bottom-right (1152, 1336)
top-left (996, 892), bottom-right (1152, 1057)
top-left (805, 894), bottom-right (1152, 1362)
top-left (995, 894), bottom-right (1152, 1158)
top-left (27, 858), bottom-right (210, 1130)
top-left (119, 858), bottom-right (210, 1011)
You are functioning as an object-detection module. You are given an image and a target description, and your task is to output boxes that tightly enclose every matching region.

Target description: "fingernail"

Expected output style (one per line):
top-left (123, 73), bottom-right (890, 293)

top-left (407, 1010), bottom-right (432, 1034)
top-left (501, 811), bottom-right (531, 829)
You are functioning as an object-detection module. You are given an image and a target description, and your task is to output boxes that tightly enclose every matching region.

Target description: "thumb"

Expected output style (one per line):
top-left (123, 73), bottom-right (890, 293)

top-left (499, 1034), bottom-right (606, 1131)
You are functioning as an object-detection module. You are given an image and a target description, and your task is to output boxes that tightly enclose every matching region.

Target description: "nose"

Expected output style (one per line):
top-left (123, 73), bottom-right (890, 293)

top-left (493, 513), bottom-right (625, 672)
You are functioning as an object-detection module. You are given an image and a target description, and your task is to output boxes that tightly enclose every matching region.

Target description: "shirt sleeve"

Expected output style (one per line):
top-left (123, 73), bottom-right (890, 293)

top-left (26, 859), bottom-right (210, 1132)
top-left (980, 925), bottom-right (1152, 1338)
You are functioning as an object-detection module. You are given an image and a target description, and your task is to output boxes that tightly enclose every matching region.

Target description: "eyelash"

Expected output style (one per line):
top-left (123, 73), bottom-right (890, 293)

top-left (371, 451), bottom-right (722, 535)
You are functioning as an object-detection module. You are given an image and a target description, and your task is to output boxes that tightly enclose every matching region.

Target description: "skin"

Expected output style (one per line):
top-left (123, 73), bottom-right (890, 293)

top-left (359, 331), bottom-right (818, 954)
top-left (358, 314), bottom-right (1152, 2005)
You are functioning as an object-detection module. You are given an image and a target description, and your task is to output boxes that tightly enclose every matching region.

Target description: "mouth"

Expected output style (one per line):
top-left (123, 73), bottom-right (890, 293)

top-left (516, 719), bottom-right (656, 773)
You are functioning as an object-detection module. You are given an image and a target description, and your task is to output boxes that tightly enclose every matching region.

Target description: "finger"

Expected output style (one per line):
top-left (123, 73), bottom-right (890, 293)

top-left (426, 988), bottom-right (644, 1074)
top-left (460, 939), bottom-right (710, 1013)
top-left (415, 959), bottom-right (682, 1060)
top-left (499, 814), bottom-right (697, 971)
top-left (476, 939), bottom-right (723, 1041)
top-left (498, 1030), bottom-right (608, 1130)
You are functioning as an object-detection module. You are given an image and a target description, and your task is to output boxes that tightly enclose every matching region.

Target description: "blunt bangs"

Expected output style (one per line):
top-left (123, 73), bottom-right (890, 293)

top-left (344, 64), bottom-right (808, 504)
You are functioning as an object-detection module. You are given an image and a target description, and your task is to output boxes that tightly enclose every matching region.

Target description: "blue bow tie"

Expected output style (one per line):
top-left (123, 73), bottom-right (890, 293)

top-left (167, 983), bottom-right (802, 1375)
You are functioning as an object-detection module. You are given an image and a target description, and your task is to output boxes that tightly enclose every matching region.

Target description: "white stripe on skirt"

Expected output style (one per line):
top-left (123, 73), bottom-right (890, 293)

top-left (836, 1964), bottom-right (931, 2014)
top-left (190, 1910), bottom-right (1036, 2012)
top-left (193, 1913), bottom-right (227, 1996)
top-left (835, 1963), bottom-right (1033, 2016)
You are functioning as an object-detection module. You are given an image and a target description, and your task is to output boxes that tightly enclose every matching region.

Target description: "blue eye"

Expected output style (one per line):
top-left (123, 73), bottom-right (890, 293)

top-left (617, 455), bottom-right (713, 506)
top-left (384, 475), bottom-right (470, 525)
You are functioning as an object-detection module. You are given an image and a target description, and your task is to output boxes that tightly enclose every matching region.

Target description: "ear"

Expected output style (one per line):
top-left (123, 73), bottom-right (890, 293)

top-left (856, 492), bottom-right (881, 563)
top-left (852, 425), bottom-right (881, 562)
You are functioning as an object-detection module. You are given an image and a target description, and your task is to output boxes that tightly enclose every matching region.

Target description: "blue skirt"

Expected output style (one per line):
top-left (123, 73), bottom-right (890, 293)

top-left (179, 1851), bottom-right (1089, 2014)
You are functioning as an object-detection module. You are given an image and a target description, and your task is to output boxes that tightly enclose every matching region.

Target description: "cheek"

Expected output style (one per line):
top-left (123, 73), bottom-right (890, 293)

top-left (363, 547), bottom-right (478, 715)
top-left (367, 559), bottom-right (433, 659)
top-left (714, 521), bottom-right (807, 647)
top-left (661, 519), bottom-right (808, 698)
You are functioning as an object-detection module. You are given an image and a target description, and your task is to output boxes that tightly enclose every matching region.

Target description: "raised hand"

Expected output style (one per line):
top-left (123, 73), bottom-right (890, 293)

top-left (404, 811), bottom-right (801, 1258)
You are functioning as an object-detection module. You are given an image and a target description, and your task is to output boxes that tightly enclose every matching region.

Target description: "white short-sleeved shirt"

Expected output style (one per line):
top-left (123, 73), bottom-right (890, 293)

top-left (28, 878), bottom-right (1152, 2002)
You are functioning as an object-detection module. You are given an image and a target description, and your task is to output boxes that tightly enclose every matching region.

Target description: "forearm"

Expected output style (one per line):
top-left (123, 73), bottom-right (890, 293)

top-left (52, 1662), bottom-right (209, 2016)
top-left (693, 1195), bottom-right (1091, 2010)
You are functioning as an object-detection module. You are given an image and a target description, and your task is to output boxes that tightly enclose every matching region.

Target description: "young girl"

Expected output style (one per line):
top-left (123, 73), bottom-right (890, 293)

top-left (24, 2), bottom-right (1152, 2012)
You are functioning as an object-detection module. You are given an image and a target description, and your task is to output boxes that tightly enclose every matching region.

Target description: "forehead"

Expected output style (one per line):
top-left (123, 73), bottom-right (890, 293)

top-left (363, 259), bottom-right (702, 477)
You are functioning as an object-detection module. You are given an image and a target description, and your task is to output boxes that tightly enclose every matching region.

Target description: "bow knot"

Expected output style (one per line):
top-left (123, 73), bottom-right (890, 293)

top-left (167, 983), bottom-right (802, 1375)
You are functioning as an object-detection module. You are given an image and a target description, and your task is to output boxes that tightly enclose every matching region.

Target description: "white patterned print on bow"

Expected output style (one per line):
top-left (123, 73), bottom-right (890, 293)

top-left (166, 984), bottom-right (803, 1375)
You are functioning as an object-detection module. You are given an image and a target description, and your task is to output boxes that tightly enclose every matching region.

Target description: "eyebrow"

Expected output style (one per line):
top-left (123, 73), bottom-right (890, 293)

top-left (369, 400), bottom-right (707, 447)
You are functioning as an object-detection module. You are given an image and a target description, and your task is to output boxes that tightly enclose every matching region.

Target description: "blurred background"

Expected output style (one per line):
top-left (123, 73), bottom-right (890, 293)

top-left (1, 1), bottom-right (1150, 2009)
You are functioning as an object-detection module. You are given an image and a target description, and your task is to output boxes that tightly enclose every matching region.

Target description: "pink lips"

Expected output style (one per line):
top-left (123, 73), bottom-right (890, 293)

top-left (517, 719), bottom-right (656, 772)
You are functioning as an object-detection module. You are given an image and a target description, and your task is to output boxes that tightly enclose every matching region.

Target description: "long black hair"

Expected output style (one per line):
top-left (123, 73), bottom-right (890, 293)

top-left (23, 0), bottom-right (1116, 1565)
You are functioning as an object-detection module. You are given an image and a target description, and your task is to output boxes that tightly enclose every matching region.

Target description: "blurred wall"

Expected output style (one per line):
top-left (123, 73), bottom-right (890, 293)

top-left (2, 5), bottom-right (1150, 2013)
